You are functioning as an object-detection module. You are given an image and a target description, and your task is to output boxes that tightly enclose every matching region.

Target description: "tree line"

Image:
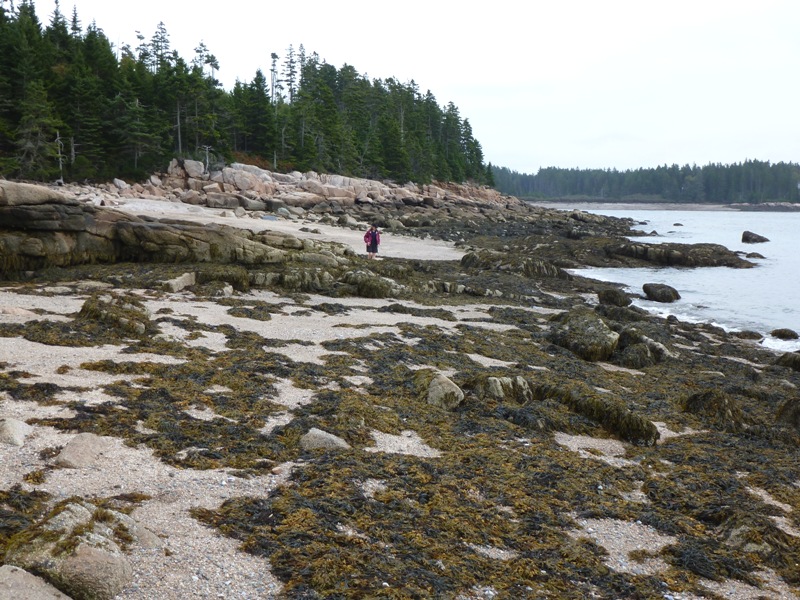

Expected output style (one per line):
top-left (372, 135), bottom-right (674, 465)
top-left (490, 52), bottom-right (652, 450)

top-left (0, 0), bottom-right (493, 185)
top-left (492, 160), bottom-right (800, 204)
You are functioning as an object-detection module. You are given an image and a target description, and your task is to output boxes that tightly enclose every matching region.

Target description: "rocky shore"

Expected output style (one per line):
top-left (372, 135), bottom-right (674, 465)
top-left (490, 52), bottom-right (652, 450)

top-left (0, 162), bottom-right (799, 599)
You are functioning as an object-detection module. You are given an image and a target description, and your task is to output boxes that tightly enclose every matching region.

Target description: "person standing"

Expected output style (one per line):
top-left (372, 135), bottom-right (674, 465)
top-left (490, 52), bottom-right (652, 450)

top-left (363, 224), bottom-right (380, 259)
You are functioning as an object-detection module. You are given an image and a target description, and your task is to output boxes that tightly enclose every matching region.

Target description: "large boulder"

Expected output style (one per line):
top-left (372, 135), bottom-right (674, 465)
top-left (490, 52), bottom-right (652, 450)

top-left (642, 283), bottom-right (680, 303)
top-left (0, 181), bottom-right (69, 206)
top-left (742, 230), bottom-right (769, 244)
top-left (549, 309), bottom-right (619, 361)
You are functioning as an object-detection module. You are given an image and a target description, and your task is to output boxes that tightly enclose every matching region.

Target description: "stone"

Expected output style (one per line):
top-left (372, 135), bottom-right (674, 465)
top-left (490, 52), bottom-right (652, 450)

top-left (163, 272), bottom-right (196, 293)
top-left (427, 374), bottom-right (464, 410)
top-left (742, 230), bottom-right (769, 243)
top-left (642, 283), bottom-right (681, 303)
top-left (0, 418), bottom-right (33, 446)
top-left (771, 328), bottom-right (799, 340)
top-left (55, 432), bottom-right (114, 468)
top-left (183, 159), bottom-right (206, 178)
top-left (0, 565), bottom-right (72, 600)
top-left (549, 308), bottom-right (619, 362)
top-left (300, 427), bottom-right (351, 450)
top-left (597, 288), bottom-right (631, 307)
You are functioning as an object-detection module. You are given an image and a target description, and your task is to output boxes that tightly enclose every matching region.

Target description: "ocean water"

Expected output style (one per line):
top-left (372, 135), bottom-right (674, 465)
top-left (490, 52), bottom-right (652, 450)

top-left (561, 206), bottom-right (800, 353)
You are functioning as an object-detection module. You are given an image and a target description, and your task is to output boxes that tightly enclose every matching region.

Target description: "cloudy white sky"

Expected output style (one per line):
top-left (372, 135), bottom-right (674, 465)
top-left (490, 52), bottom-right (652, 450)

top-left (32, 0), bottom-right (800, 173)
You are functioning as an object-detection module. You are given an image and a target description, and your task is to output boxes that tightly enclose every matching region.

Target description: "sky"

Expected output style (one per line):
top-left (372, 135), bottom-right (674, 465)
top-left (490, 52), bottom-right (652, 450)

top-left (29, 0), bottom-right (800, 174)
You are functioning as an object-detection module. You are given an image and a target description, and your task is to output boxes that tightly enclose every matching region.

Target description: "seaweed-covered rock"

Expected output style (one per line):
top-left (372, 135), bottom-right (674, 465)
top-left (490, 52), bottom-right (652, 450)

top-left (607, 241), bottom-right (755, 268)
top-left (618, 343), bottom-right (656, 369)
top-left (78, 292), bottom-right (151, 336)
top-left (340, 270), bottom-right (395, 298)
top-left (4, 502), bottom-right (134, 600)
top-left (774, 352), bottom-right (800, 371)
top-left (597, 288), bottom-right (631, 307)
top-left (770, 328), bottom-right (799, 341)
top-left (643, 283), bottom-right (680, 303)
top-left (776, 397), bottom-right (800, 431)
top-left (473, 375), bottom-right (533, 403)
top-left (681, 389), bottom-right (745, 432)
top-left (548, 309), bottom-right (619, 361)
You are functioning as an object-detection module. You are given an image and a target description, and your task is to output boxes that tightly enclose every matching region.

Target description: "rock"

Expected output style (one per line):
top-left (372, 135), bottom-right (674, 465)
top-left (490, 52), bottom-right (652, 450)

top-left (776, 397), bottom-right (800, 431)
top-left (206, 192), bottom-right (240, 209)
top-left (742, 230), bottom-right (769, 243)
top-left (477, 376), bottom-right (532, 403)
top-left (549, 309), bottom-right (619, 362)
top-left (618, 343), bottom-right (655, 369)
top-left (0, 565), bottom-right (72, 599)
top-left (300, 428), bottom-right (351, 450)
top-left (607, 241), bottom-right (754, 268)
top-left (775, 352), bottom-right (800, 371)
top-left (4, 502), bottom-right (134, 600)
top-left (163, 272), bottom-right (196, 293)
top-left (770, 328), bottom-right (799, 340)
top-left (0, 418), bottom-right (33, 446)
top-left (183, 159), bottom-right (206, 178)
top-left (642, 283), bottom-right (680, 303)
top-left (54, 432), bottom-right (114, 468)
top-left (0, 181), bottom-right (69, 206)
top-left (427, 374), bottom-right (465, 410)
top-left (112, 178), bottom-right (129, 190)
top-left (597, 288), bottom-right (631, 307)
top-left (681, 389), bottom-right (744, 432)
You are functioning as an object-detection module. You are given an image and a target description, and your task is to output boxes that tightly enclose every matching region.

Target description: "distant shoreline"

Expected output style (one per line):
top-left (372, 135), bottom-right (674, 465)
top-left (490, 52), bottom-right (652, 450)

top-left (525, 200), bottom-right (800, 212)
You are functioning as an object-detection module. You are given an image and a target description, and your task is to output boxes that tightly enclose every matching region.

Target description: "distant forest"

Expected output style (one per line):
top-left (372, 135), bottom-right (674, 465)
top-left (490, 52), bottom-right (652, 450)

top-left (0, 0), bottom-right (492, 185)
top-left (492, 161), bottom-right (800, 204)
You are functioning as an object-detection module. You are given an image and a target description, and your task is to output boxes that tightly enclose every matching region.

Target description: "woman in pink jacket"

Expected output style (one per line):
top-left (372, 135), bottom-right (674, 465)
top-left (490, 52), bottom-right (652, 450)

top-left (363, 224), bottom-right (380, 259)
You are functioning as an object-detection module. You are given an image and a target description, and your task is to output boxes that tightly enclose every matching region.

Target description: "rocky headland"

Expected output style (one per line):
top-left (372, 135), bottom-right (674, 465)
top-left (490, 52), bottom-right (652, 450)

top-left (0, 161), bottom-right (798, 600)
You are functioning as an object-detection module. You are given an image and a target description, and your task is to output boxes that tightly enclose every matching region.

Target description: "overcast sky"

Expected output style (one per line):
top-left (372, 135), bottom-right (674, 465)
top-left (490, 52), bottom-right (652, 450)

top-left (31, 0), bottom-right (800, 173)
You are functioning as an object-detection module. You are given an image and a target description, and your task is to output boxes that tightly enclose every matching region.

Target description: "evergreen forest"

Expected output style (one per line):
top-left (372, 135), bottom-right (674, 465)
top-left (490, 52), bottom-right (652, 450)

top-left (492, 160), bottom-right (800, 204)
top-left (0, 0), bottom-right (492, 185)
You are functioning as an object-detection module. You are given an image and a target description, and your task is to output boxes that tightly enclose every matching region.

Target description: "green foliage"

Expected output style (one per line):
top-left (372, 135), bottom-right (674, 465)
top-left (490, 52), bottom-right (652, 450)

top-left (0, 2), bottom-right (489, 185)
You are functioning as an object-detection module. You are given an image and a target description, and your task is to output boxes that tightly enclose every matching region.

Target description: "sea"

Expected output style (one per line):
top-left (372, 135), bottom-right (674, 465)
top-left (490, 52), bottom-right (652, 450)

top-left (535, 204), bottom-right (800, 353)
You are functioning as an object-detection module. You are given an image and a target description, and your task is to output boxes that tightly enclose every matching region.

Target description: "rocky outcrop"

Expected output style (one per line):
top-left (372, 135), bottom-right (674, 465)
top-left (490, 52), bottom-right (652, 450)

top-left (606, 241), bottom-right (755, 268)
top-left (742, 230), bottom-right (769, 243)
top-left (642, 283), bottom-right (681, 303)
top-left (3, 501), bottom-right (158, 599)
